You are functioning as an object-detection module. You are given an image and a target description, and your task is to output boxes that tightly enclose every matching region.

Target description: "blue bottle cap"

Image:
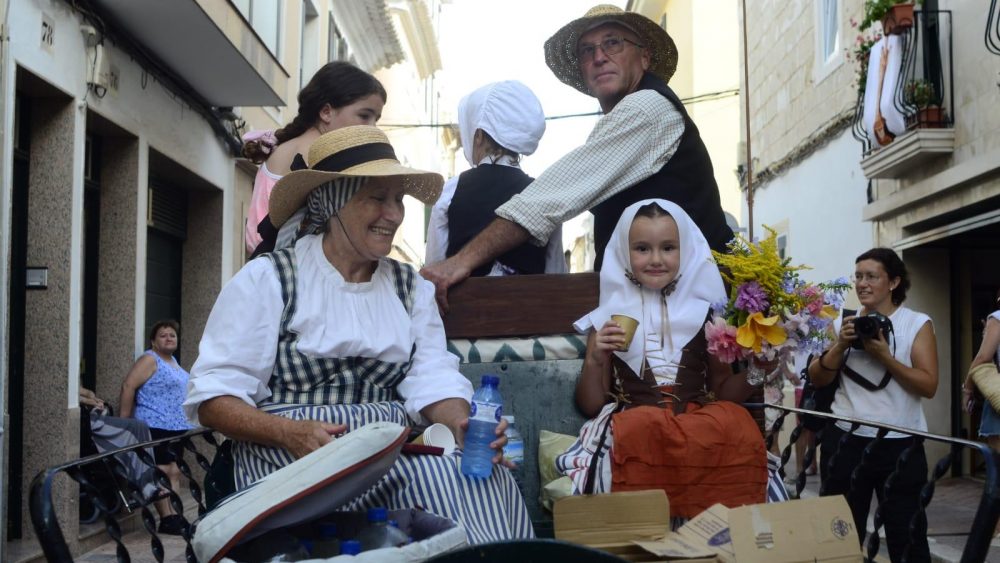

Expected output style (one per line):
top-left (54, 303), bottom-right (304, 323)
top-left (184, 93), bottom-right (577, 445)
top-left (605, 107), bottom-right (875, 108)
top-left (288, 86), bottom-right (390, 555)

top-left (340, 539), bottom-right (362, 555)
top-left (367, 507), bottom-right (388, 522)
top-left (319, 522), bottom-right (338, 538)
top-left (481, 374), bottom-right (500, 387)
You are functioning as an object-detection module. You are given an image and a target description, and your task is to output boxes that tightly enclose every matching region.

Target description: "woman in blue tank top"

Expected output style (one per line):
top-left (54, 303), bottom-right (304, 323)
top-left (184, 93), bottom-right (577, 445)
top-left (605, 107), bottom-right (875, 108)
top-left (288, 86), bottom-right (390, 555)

top-left (119, 319), bottom-right (192, 535)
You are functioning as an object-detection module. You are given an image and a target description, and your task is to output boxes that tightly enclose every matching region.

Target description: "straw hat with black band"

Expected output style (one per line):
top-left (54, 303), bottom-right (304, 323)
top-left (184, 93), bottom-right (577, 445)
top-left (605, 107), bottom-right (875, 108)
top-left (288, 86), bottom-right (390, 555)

top-left (544, 4), bottom-right (678, 96)
top-left (268, 125), bottom-right (443, 230)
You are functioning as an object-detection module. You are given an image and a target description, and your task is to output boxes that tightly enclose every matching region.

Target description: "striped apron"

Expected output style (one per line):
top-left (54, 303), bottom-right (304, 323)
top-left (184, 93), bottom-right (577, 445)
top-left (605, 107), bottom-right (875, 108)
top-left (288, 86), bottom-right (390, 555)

top-left (232, 248), bottom-right (533, 543)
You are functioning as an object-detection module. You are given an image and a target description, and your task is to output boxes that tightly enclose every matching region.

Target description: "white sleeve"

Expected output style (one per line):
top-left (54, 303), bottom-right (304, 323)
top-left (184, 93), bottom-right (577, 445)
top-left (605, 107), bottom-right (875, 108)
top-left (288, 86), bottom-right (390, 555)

top-left (496, 90), bottom-right (684, 244)
top-left (544, 224), bottom-right (568, 273)
top-left (424, 176), bottom-right (458, 266)
top-left (395, 277), bottom-right (474, 424)
top-left (184, 258), bottom-right (282, 426)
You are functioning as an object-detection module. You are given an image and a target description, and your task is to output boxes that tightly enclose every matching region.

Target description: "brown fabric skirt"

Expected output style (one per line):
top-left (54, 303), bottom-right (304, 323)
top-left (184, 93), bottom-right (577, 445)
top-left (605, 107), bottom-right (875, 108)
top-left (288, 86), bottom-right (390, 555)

top-left (610, 400), bottom-right (768, 518)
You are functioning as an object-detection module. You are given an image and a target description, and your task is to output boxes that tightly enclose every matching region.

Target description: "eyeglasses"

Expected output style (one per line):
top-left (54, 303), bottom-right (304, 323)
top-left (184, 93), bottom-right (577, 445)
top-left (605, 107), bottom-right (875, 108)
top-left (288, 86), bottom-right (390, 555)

top-left (576, 36), bottom-right (644, 62)
top-left (853, 273), bottom-right (882, 283)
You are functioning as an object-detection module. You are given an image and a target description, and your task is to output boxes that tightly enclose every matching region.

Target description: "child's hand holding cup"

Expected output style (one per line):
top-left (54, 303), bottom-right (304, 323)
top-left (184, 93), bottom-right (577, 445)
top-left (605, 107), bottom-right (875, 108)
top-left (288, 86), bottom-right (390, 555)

top-left (610, 314), bottom-right (640, 352)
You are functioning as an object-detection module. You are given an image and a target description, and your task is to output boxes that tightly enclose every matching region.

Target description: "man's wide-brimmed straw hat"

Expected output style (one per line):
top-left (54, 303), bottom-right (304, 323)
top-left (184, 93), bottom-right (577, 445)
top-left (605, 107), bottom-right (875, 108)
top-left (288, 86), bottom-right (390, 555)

top-left (269, 125), bottom-right (443, 227)
top-left (544, 4), bottom-right (678, 96)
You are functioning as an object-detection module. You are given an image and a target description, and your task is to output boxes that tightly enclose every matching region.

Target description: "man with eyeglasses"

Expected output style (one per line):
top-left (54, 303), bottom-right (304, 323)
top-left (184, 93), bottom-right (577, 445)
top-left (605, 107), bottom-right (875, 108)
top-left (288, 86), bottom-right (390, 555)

top-left (422, 4), bottom-right (732, 310)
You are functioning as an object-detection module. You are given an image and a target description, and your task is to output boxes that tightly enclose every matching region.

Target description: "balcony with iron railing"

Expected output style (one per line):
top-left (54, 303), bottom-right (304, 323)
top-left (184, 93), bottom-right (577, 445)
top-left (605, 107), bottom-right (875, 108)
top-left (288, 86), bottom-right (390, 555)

top-left (853, 9), bottom-right (955, 179)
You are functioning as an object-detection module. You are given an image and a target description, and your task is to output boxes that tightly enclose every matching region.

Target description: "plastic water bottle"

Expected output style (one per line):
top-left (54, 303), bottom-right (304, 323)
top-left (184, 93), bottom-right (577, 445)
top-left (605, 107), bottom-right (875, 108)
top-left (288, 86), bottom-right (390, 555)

top-left (356, 507), bottom-right (409, 550)
top-left (462, 375), bottom-right (502, 478)
top-left (340, 540), bottom-right (361, 555)
top-left (310, 522), bottom-right (340, 557)
top-left (502, 415), bottom-right (524, 465)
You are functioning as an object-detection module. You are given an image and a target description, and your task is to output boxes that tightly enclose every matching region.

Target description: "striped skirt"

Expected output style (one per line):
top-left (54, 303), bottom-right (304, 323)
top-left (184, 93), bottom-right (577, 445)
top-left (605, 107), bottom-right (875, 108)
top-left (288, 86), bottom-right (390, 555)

top-left (232, 402), bottom-right (534, 544)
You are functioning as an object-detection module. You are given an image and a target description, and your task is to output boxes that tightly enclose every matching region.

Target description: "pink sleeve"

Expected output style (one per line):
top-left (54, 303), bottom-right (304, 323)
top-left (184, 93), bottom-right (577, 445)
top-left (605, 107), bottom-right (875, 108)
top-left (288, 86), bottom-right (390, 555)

top-left (245, 165), bottom-right (281, 253)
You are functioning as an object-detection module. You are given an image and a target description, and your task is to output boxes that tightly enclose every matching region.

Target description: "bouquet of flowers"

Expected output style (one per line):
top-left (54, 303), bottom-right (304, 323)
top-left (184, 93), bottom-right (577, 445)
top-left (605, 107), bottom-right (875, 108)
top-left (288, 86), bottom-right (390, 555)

top-left (704, 228), bottom-right (852, 385)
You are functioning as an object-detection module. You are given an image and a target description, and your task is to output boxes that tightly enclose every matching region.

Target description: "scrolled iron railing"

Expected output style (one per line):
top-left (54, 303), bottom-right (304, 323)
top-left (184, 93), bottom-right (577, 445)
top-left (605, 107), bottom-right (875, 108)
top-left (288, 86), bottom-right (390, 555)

top-left (30, 428), bottom-right (221, 563)
top-left (852, 9), bottom-right (954, 155)
top-left (754, 402), bottom-right (1000, 563)
top-left (30, 405), bottom-right (1000, 562)
top-left (987, 0), bottom-right (1000, 56)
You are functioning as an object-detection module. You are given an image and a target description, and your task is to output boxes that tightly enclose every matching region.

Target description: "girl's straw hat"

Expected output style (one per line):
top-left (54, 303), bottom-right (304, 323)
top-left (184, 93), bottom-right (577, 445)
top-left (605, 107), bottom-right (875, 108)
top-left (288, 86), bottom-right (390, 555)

top-left (544, 4), bottom-right (678, 95)
top-left (268, 126), bottom-right (443, 227)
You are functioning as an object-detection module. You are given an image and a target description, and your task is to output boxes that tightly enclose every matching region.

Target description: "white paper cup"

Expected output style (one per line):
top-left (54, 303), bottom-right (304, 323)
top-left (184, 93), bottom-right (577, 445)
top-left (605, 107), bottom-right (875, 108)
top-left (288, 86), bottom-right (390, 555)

top-left (420, 423), bottom-right (456, 456)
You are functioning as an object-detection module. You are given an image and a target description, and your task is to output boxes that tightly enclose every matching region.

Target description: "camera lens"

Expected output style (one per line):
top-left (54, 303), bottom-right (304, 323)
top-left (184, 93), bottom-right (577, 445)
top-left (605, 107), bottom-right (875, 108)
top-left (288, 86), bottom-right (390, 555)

top-left (853, 316), bottom-right (877, 339)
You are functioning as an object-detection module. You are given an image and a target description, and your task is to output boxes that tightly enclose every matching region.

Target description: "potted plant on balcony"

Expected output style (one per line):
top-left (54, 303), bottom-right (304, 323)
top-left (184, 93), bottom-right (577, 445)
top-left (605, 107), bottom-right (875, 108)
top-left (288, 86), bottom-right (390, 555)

top-left (903, 79), bottom-right (945, 128)
top-left (860, 0), bottom-right (917, 35)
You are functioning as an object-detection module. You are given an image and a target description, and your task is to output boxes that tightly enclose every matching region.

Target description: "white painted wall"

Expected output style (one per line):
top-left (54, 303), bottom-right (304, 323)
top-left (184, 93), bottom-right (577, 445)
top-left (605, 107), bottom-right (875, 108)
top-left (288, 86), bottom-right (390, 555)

top-left (744, 130), bottom-right (872, 286)
top-left (10, 0), bottom-right (233, 191)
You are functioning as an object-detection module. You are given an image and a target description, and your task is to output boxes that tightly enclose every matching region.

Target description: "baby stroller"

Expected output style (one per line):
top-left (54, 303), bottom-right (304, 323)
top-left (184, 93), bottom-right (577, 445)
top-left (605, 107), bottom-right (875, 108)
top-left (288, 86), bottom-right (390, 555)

top-left (78, 406), bottom-right (159, 524)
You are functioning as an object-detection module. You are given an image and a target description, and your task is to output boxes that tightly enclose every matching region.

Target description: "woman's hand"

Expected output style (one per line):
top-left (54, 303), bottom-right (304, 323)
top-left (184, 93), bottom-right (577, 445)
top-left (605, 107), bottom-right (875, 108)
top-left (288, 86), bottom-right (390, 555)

top-left (459, 416), bottom-right (515, 468)
top-left (835, 315), bottom-right (858, 351)
top-left (278, 419), bottom-right (348, 459)
top-left (588, 320), bottom-right (625, 365)
top-left (963, 383), bottom-right (977, 414)
top-left (861, 327), bottom-right (892, 362)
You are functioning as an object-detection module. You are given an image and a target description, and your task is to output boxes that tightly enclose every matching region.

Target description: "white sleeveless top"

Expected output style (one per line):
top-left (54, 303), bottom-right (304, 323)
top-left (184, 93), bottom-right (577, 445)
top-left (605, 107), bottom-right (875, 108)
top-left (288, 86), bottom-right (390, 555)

top-left (831, 306), bottom-right (932, 438)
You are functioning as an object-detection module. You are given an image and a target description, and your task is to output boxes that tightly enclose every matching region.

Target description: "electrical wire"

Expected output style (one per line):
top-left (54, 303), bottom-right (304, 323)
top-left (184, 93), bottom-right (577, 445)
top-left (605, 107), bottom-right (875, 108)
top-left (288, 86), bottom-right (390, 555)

top-left (380, 88), bottom-right (739, 129)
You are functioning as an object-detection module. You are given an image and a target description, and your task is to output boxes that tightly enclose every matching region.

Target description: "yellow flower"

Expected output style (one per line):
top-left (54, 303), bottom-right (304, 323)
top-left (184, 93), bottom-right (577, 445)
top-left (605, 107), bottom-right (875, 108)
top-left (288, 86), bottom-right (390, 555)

top-left (820, 304), bottom-right (839, 319)
top-left (736, 312), bottom-right (788, 353)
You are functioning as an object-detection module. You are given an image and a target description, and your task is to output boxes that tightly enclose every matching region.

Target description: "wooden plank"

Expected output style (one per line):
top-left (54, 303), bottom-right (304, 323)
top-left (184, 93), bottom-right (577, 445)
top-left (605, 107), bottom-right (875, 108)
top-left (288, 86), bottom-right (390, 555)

top-left (442, 273), bottom-right (599, 338)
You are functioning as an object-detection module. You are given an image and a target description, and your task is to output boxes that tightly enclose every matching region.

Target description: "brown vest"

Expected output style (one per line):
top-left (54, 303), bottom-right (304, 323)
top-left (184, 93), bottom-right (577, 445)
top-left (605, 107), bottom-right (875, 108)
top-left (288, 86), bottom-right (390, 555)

top-left (609, 325), bottom-right (725, 414)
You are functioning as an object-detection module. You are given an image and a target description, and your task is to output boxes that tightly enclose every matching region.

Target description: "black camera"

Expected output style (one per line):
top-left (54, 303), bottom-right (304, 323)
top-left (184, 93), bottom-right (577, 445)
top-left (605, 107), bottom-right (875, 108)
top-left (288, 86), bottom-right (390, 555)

top-left (851, 312), bottom-right (893, 350)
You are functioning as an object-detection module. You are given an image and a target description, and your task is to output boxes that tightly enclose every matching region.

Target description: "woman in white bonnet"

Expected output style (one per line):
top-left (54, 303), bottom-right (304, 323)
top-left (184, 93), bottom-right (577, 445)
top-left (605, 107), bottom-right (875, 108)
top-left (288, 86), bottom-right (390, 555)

top-left (425, 80), bottom-right (566, 275)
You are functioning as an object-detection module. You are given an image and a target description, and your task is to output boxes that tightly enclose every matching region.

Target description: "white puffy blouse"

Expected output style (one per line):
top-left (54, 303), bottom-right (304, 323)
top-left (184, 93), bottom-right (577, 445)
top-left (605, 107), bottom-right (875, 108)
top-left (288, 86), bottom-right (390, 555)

top-left (184, 234), bottom-right (473, 427)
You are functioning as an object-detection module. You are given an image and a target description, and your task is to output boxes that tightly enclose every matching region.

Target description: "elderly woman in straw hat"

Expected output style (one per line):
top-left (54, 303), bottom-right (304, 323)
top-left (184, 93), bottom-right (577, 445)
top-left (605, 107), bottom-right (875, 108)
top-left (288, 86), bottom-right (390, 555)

top-left (185, 126), bottom-right (533, 542)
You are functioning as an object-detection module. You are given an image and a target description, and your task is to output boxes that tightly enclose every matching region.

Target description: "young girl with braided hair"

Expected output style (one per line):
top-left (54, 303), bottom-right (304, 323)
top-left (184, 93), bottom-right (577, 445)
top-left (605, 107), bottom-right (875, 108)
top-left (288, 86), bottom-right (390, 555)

top-left (243, 62), bottom-right (386, 256)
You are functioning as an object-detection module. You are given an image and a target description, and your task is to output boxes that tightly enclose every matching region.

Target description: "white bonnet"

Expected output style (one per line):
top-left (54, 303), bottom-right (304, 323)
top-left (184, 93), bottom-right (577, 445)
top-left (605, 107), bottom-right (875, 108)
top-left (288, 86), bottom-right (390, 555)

top-left (458, 80), bottom-right (546, 166)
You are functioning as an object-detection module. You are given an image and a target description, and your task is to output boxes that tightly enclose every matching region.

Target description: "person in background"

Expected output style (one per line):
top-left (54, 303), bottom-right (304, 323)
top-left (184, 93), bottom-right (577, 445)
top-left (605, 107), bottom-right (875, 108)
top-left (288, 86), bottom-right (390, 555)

top-left (119, 320), bottom-right (193, 535)
top-left (808, 248), bottom-right (936, 562)
top-left (556, 199), bottom-right (765, 526)
top-left (422, 5), bottom-right (732, 310)
top-left (242, 61), bottom-right (385, 257)
top-left (425, 80), bottom-right (565, 275)
top-left (186, 126), bottom-right (532, 543)
top-left (964, 288), bottom-right (1000, 541)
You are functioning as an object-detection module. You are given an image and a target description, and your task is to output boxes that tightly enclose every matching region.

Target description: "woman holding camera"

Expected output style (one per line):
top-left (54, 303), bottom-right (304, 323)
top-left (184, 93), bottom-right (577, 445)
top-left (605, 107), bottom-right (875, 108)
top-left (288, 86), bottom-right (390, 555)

top-left (807, 247), bottom-right (937, 562)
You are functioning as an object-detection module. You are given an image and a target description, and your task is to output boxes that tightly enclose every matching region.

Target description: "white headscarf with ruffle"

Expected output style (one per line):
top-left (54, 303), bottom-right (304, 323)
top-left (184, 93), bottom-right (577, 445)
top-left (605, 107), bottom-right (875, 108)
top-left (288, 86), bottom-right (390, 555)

top-left (574, 199), bottom-right (727, 377)
top-left (458, 81), bottom-right (546, 166)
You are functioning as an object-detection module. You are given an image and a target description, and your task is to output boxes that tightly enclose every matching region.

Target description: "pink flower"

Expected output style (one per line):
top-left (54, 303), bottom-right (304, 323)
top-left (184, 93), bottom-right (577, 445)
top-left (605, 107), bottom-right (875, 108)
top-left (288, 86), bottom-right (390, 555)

top-left (705, 317), bottom-right (742, 364)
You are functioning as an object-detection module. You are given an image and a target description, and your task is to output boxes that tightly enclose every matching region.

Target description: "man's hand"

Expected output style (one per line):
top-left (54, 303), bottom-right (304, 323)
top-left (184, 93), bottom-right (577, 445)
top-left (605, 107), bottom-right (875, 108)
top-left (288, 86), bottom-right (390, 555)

top-left (420, 256), bottom-right (472, 313)
top-left (279, 419), bottom-right (348, 459)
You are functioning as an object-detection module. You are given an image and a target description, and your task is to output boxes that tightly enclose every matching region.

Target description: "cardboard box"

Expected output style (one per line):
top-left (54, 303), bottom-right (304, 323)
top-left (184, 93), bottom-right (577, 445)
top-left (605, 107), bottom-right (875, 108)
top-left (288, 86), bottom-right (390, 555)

top-left (555, 492), bottom-right (862, 563)
top-left (555, 490), bottom-right (673, 562)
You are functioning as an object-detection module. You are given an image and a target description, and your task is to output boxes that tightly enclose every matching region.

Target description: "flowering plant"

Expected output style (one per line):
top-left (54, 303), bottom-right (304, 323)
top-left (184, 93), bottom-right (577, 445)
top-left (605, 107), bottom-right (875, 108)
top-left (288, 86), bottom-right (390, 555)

top-left (705, 228), bottom-right (852, 384)
top-left (845, 17), bottom-right (883, 95)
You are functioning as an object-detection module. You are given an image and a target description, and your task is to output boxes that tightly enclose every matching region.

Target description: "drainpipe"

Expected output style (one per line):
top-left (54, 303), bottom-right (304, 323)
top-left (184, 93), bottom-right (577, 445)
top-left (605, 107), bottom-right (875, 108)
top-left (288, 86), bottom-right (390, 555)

top-left (0, 0), bottom-right (13, 554)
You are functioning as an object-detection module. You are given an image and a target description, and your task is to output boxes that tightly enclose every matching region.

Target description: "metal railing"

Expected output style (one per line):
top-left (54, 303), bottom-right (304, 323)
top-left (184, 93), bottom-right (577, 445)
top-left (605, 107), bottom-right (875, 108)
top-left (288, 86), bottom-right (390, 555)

top-left (753, 402), bottom-right (1000, 563)
top-left (852, 10), bottom-right (954, 154)
top-left (30, 405), bottom-right (1000, 562)
top-left (30, 428), bottom-right (220, 563)
top-left (987, 0), bottom-right (1000, 56)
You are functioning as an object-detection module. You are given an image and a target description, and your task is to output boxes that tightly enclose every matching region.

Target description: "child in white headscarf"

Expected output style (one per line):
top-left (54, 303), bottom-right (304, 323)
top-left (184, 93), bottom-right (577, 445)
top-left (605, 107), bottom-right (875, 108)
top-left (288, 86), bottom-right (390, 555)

top-left (425, 81), bottom-right (566, 275)
top-left (556, 199), bottom-right (767, 522)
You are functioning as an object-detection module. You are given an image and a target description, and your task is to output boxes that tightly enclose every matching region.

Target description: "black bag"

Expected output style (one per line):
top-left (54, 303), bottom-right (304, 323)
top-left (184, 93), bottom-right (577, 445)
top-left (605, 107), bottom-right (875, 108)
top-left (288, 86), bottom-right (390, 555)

top-left (204, 439), bottom-right (236, 511)
top-left (799, 354), bottom-right (839, 432)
